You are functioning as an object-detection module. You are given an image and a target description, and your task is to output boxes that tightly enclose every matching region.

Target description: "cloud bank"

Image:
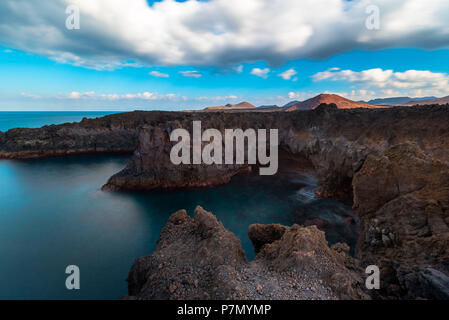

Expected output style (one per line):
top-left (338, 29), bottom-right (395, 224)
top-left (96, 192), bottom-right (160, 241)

top-left (313, 68), bottom-right (449, 97)
top-left (0, 0), bottom-right (448, 69)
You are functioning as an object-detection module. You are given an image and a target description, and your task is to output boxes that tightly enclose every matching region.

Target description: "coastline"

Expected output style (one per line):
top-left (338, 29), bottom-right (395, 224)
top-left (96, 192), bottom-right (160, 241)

top-left (1, 104), bottom-right (449, 299)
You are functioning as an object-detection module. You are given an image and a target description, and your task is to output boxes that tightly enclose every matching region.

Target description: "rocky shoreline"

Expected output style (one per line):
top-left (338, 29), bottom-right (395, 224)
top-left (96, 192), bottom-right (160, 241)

top-left (125, 206), bottom-right (369, 300)
top-left (1, 104), bottom-right (449, 299)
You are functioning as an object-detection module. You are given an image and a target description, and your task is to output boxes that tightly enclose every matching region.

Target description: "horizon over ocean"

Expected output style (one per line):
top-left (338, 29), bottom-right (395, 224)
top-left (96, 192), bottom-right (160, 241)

top-left (0, 111), bottom-right (122, 132)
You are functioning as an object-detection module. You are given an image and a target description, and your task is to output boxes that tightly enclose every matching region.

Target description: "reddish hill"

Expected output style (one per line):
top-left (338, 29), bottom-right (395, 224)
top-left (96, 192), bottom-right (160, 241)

top-left (286, 94), bottom-right (385, 111)
top-left (204, 101), bottom-right (256, 111)
top-left (401, 95), bottom-right (449, 106)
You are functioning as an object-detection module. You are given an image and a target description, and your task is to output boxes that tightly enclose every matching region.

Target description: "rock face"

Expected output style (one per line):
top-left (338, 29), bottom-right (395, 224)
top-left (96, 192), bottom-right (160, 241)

top-left (2, 104), bottom-right (449, 299)
top-left (102, 104), bottom-right (449, 199)
top-left (0, 111), bottom-right (181, 158)
top-left (353, 143), bottom-right (449, 299)
top-left (126, 206), bottom-right (369, 300)
top-left (102, 120), bottom-right (251, 191)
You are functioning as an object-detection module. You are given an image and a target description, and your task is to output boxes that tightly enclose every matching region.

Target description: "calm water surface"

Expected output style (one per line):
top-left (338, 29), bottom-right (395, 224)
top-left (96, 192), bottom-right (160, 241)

top-left (0, 113), bottom-right (357, 299)
top-left (0, 111), bottom-right (118, 132)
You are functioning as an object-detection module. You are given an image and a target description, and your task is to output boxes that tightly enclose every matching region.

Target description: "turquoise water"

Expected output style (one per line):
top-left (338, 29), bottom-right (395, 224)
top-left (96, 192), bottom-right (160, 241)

top-left (0, 112), bottom-right (119, 132)
top-left (0, 113), bottom-right (357, 300)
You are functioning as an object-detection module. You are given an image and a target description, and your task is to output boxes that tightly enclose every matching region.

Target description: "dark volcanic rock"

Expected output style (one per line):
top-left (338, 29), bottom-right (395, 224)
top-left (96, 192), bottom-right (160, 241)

top-left (126, 206), bottom-right (370, 300)
top-left (101, 105), bottom-right (449, 197)
top-left (127, 206), bottom-right (247, 299)
top-left (248, 224), bottom-right (288, 254)
top-left (102, 121), bottom-right (250, 191)
top-left (353, 143), bottom-right (449, 299)
top-left (0, 111), bottom-right (197, 159)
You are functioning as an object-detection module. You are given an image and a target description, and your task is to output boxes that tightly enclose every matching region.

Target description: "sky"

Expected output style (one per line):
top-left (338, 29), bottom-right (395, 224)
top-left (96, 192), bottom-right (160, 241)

top-left (0, 0), bottom-right (449, 111)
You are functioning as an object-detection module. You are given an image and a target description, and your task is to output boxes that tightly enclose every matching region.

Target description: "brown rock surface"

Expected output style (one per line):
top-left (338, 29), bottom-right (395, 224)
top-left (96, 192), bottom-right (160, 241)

top-left (126, 206), bottom-right (369, 300)
top-left (101, 104), bottom-right (449, 198)
top-left (353, 143), bottom-right (449, 299)
top-left (0, 111), bottom-right (166, 158)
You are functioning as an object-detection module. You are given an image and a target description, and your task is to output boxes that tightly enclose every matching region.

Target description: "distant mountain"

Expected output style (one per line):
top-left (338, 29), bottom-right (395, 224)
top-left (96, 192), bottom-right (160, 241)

top-left (282, 100), bottom-right (300, 108)
top-left (204, 101), bottom-right (256, 110)
top-left (257, 105), bottom-right (279, 109)
top-left (401, 95), bottom-right (449, 106)
top-left (366, 96), bottom-right (438, 106)
top-left (286, 94), bottom-right (384, 111)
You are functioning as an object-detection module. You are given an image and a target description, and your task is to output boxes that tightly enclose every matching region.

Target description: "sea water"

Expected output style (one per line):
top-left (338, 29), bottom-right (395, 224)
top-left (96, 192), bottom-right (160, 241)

top-left (0, 113), bottom-right (357, 299)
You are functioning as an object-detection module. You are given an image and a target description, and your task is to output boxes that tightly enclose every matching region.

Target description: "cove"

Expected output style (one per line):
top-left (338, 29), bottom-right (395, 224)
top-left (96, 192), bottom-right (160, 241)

top-left (0, 154), bottom-right (357, 299)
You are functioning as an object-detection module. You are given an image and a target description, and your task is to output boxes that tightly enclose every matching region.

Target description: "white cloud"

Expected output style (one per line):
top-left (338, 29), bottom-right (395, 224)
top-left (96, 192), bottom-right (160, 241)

top-left (1, 0), bottom-right (448, 69)
top-left (288, 90), bottom-right (377, 102)
top-left (196, 95), bottom-right (238, 101)
top-left (279, 68), bottom-right (297, 80)
top-left (288, 92), bottom-right (301, 100)
top-left (251, 68), bottom-right (270, 79)
top-left (313, 68), bottom-right (394, 85)
top-left (99, 92), bottom-right (178, 100)
top-left (313, 68), bottom-right (449, 97)
top-left (21, 92), bottom-right (40, 99)
top-left (328, 90), bottom-right (378, 101)
top-left (287, 91), bottom-right (316, 101)
top-left (150, 71), bottom-right (169, 78)
top-left (180, 71), bottom-right (202, 78)
top-left (67, 91), bottom-right (95, 99)
top-left (60, 91), bottom-right (178, 101)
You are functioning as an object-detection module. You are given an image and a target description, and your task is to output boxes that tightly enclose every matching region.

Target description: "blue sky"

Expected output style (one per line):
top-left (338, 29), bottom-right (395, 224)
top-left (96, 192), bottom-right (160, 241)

top-left (0, 0), bottom-right (449, 111)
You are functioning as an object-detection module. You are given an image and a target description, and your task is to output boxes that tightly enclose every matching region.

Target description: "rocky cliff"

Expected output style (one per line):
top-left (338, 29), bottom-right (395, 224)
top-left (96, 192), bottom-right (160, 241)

top-left (353, 143), bottom-right (449, 299)
top-left (125, 206), bottom-right (369, 300)
top-left (0, 111), bottom-right (180, 158)
top-left (103, 104), bottom-right (449, 199)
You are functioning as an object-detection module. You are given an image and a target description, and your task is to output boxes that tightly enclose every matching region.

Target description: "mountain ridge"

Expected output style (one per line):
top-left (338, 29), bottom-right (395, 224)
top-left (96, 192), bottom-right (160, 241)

top-left (365, 96), bottom-right (438, 106)
top-left (286, 94), bottom-right (384, 111)
top-left (401, 95), bottom-right (449, 106)
top-left (204, 101), bottom-right (256, 110)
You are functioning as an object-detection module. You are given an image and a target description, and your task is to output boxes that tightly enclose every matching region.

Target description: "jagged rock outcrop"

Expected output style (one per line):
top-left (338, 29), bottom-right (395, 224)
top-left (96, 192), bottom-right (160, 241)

top-left (0, 111), bottom-right (178, 158)
top-left (248, 224), bottom-right (288, 254)
top-left (126, 206), bottom-right (369, 300)
top-left (102, 104), bottom-right (449, 198)
top-left (353, 142), bottom-right (449, 299)
top-left (102, 122), bottom-right (251, 190)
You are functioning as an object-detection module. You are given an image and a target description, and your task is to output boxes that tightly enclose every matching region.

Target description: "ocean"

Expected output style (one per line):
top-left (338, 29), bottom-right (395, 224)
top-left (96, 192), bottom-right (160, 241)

top-left (0, 112), bottom-right (357, 299)
top-left (0, 111), bottom-right (119, 132)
